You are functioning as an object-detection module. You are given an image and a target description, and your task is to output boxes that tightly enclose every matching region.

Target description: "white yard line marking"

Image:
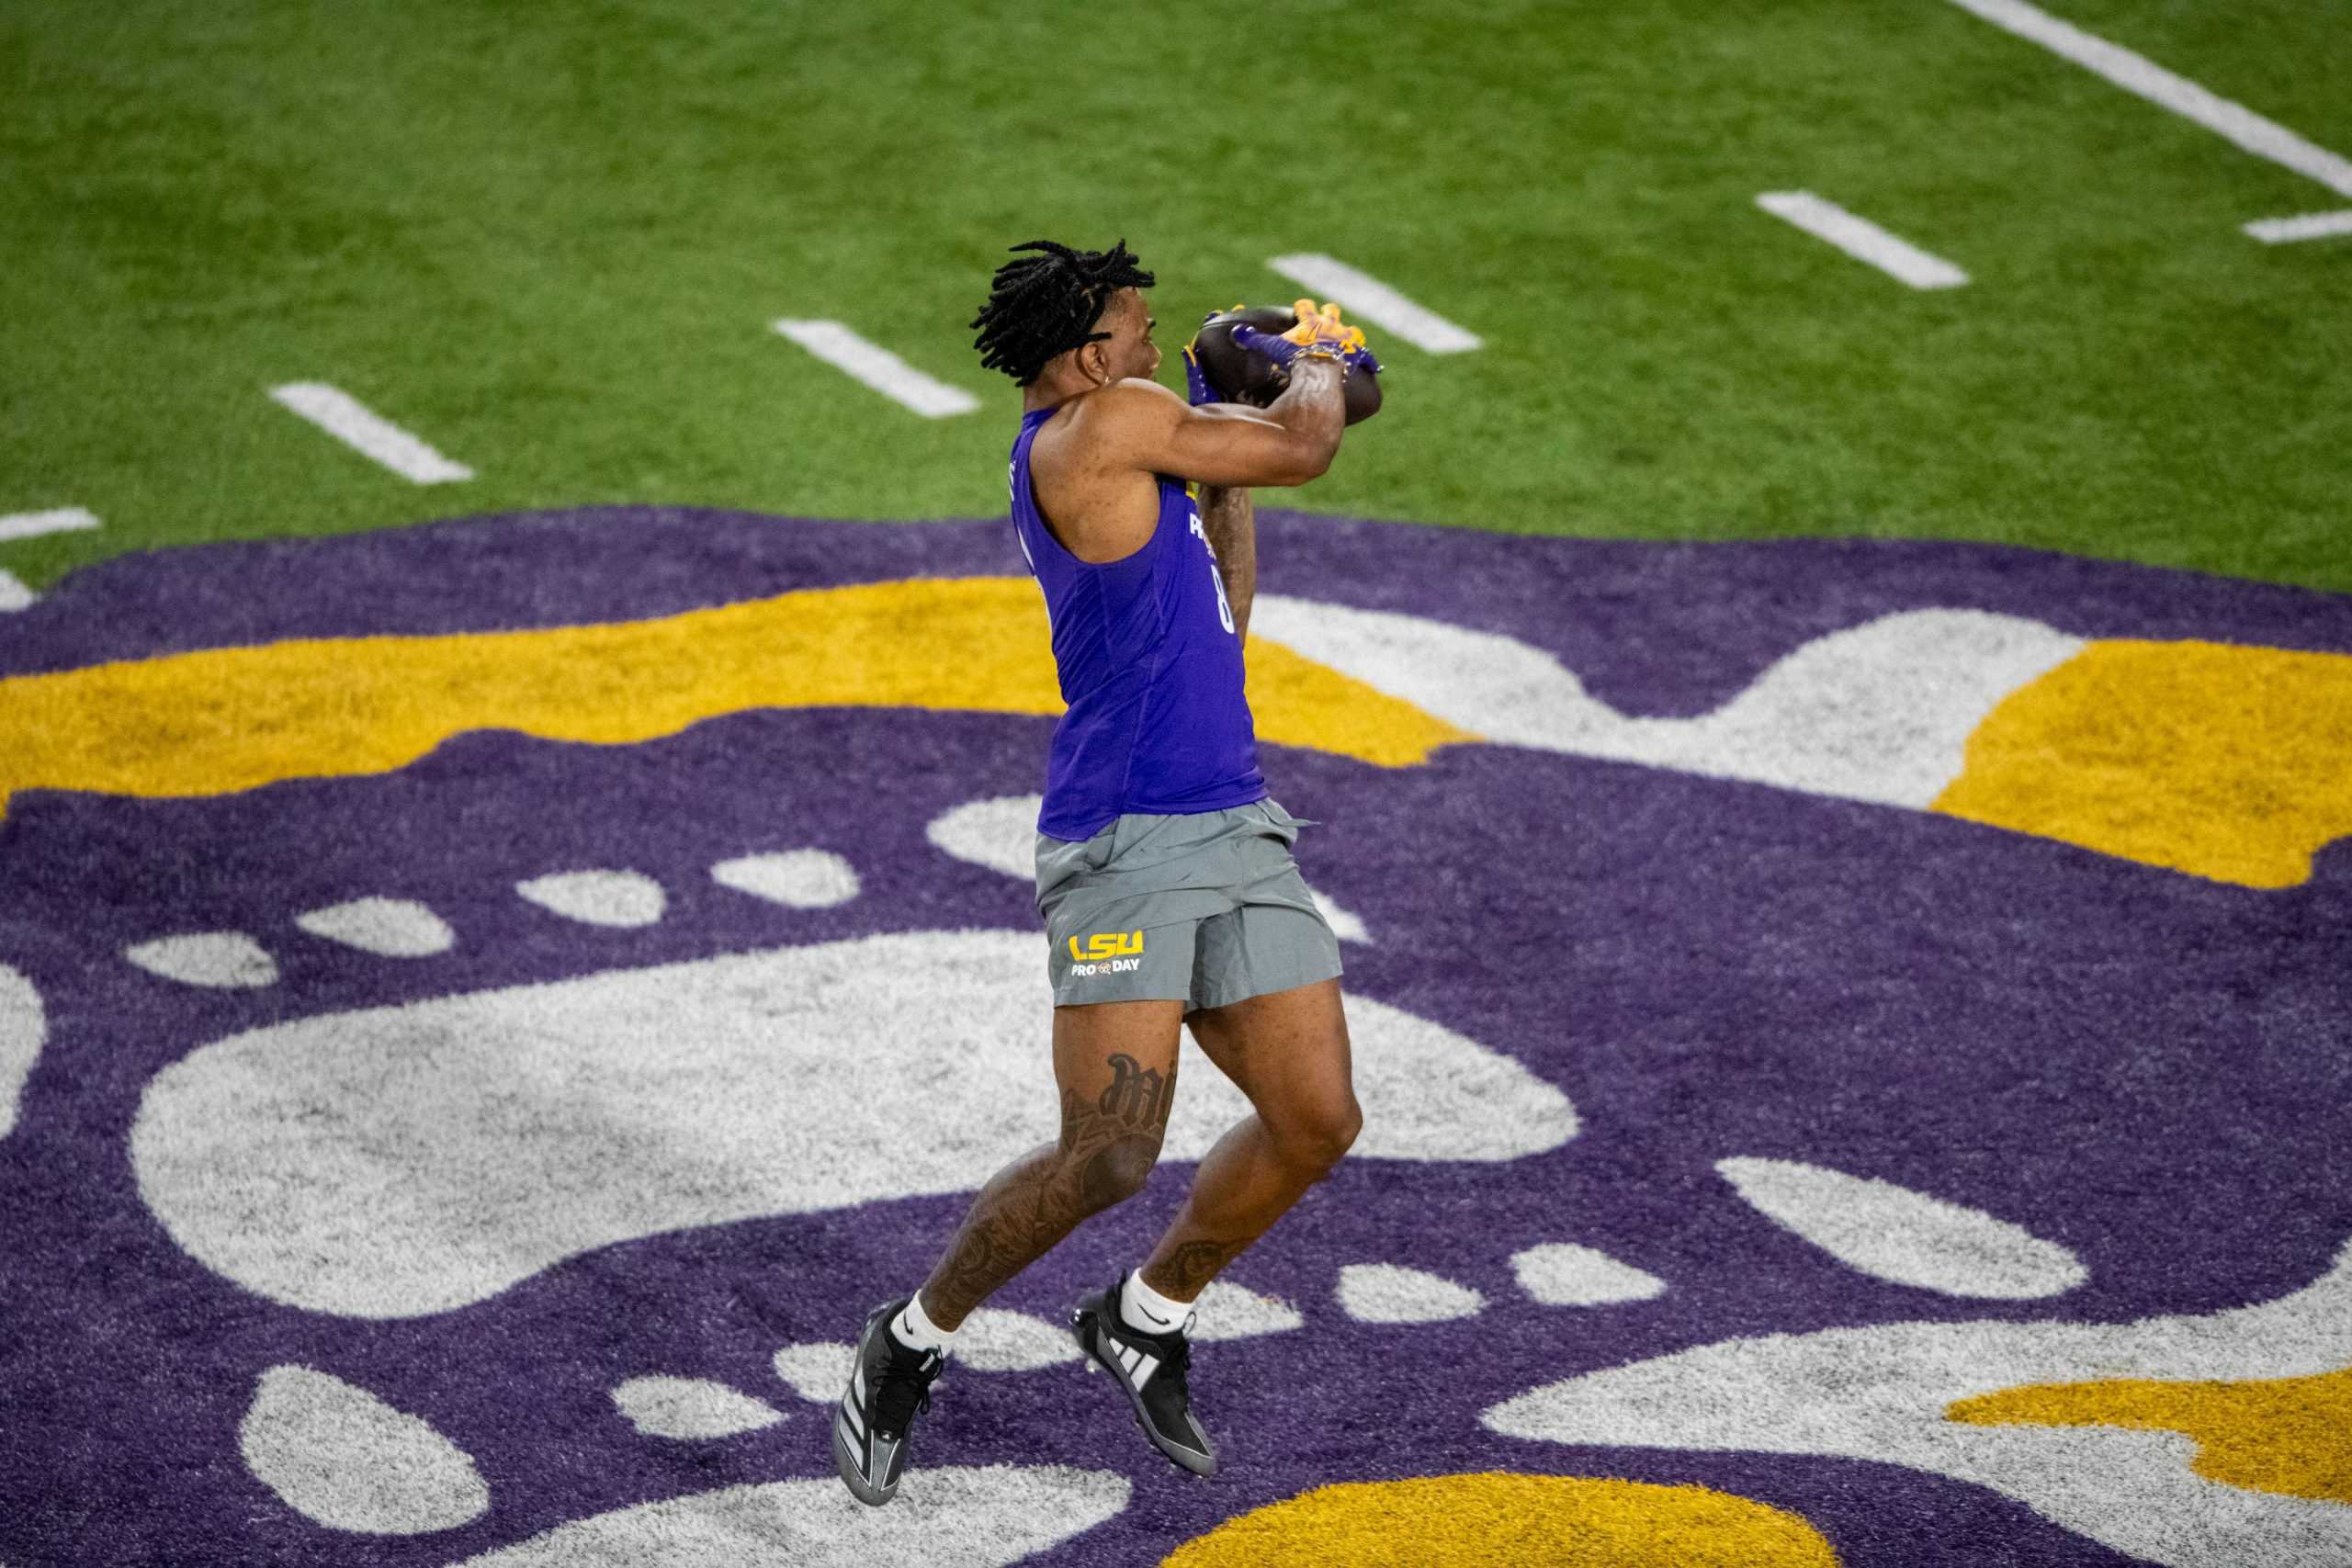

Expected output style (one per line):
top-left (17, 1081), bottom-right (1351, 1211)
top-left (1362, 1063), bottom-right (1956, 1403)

top-left (2245, 209), bottom-right (2352, 245)
top-left (268, 383), bottom-right (474, 484)
top-left (1265, 254), bottom-right (1483, 354)
top-left (0, 507), bottom-right (102, 545)
top-left (770, 321), bottom-right (979, 418)
top-left (0, 569), bottom-right (34, 613)
top-left (1755, 193), bottom-right (1971, 289)
top-left (1940, 0), bottom-right (2352, 198)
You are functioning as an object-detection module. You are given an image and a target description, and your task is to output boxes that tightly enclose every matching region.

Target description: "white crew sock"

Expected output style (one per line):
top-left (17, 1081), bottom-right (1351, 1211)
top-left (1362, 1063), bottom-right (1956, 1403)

top-left (890, 1292), bottom-right (956, 1356)
top-left (1119, 1269), bottom-right (1196, 1337)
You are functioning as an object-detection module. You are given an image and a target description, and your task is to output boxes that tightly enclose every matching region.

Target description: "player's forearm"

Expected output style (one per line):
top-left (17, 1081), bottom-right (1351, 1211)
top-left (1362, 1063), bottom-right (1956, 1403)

top-left (1261, 359), bottom-right (1345, 480)
top-left (1199, 484), bottom-right (1256, 644)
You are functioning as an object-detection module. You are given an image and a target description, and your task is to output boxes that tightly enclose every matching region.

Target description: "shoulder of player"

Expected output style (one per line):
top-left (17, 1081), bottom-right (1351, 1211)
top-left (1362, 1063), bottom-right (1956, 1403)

top-left (1065, 378), bottom-right (1186, 446)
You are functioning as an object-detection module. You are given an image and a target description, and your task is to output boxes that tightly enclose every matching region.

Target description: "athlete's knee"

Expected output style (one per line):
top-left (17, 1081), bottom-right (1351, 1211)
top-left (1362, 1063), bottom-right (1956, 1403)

top-left (1274, 1093), bottom-right (1361, 1178)
top-left (1331, 1096), bottom-right (1363, 1159)
top-left (1072, 1132), bottom-right (1161, 1213)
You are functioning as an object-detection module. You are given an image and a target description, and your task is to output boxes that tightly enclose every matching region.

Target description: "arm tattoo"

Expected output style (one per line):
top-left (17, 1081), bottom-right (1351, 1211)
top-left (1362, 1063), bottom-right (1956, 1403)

top-left (921, 1056), bottom-right (1179, 1325)
top-left (1198, 484), bottom-right (1256, 645)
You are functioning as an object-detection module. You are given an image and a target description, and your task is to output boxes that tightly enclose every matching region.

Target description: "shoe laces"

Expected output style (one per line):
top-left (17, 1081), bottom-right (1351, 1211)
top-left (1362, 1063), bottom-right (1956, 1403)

top-left (1162, 1332), bottom-right (1193, 1389)
top-left (873, 1344), bottom-right (943, 1438)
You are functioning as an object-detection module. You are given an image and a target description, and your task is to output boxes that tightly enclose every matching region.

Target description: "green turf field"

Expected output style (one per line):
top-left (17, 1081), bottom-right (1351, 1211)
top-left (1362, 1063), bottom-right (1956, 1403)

top-left (4, 0), bottom-right (2347, 592)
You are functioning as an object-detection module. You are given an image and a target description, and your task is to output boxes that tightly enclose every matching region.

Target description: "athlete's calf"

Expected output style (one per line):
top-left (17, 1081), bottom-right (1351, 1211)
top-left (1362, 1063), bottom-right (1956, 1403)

top-left (916, 998), bottom-right (1185, 1327)
top-left (1140, 977), bottom-right (1359, 1296)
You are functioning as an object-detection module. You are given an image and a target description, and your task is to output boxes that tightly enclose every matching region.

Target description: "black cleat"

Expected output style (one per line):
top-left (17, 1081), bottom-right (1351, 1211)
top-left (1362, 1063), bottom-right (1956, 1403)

top-left (833, 1297), bottom-right (945, 1506)
top-left (1070, 1276), bottom-right (1218, 1477)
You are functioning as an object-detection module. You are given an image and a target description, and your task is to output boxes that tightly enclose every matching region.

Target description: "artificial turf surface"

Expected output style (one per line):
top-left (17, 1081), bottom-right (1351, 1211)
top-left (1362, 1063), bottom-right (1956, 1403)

top-left (7, 6), bottom-right (2352, 1564)
top-left (4, 0), bottom-right (2348, 593)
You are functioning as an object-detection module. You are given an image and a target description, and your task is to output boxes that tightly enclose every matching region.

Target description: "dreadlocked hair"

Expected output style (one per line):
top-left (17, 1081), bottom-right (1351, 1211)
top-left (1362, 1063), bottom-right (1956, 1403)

top-left (970, 239), bottom-right (1156, 385)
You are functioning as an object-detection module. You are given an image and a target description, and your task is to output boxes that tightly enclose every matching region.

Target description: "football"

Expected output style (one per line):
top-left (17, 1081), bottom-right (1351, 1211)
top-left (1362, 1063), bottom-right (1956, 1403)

top-left (1190, 304), bottom-right (1384, 425)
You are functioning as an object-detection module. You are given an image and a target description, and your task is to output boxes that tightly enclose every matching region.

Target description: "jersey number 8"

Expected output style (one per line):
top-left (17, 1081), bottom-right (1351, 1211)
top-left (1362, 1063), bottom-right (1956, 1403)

top-left (1189, 508), bottom-right (1237, 637)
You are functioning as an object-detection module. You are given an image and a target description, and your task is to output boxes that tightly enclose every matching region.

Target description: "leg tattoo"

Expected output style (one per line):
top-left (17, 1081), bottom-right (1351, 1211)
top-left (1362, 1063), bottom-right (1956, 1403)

top-left (1155, 1236), bottom-right (1250, 1296)
top-left (921, 1059), bottom-right (1177, 1328)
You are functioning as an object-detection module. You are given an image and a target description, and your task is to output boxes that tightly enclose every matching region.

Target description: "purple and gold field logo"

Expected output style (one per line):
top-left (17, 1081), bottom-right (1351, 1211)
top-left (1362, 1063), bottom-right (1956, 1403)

top-left (0, 506), bottom-right (2347, 1566)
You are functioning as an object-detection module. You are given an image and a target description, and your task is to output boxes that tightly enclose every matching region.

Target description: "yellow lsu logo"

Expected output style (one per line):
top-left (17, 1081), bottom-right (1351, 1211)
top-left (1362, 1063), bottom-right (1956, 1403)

top-left (1069, 931), bottom-right (1145, 962)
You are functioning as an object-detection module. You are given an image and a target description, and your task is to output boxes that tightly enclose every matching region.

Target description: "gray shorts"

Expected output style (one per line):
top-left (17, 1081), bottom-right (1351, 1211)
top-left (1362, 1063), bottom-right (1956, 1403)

top-left (1035, 798), bottom-right (1344, 1011)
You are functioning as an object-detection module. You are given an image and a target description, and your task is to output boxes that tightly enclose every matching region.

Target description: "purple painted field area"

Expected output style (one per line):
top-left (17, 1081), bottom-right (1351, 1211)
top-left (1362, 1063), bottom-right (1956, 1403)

top-left (0, 508), bottom-right (2346, 1567)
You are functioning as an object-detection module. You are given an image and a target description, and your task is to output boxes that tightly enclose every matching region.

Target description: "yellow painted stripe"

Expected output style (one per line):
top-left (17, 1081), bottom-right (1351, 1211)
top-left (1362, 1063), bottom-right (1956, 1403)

top-left (1934, 639), bottom-right (2352, 888)
top-left (1161, 1472), bottom-right (1840, 1566)
top-left (0, 577), bottom-right (1475, 823)
top-left (1949, 1365), bottom-right (2352, 1505)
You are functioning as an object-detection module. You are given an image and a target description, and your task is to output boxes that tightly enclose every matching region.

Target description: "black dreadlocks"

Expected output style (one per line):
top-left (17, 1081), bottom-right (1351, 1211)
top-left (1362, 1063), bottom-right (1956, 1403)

top-left (970, 239), bottom-right (1156, 385)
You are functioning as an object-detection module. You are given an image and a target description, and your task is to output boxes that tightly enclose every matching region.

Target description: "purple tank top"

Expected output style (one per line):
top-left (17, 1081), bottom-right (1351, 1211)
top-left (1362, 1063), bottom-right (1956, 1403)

top-left (1009, 405), bottom-right (1267, 840)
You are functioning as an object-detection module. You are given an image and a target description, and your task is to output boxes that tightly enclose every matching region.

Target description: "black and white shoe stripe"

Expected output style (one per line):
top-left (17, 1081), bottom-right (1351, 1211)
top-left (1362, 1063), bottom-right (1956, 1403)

top-left (1110, 1337), bottom-right (1161, 1385)
top-left (1071, 1277), bottom-right (1217, 1477)
top-left (833, 1298), bottom-right (943, 1506)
